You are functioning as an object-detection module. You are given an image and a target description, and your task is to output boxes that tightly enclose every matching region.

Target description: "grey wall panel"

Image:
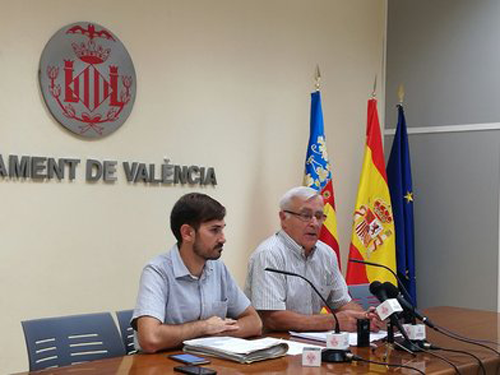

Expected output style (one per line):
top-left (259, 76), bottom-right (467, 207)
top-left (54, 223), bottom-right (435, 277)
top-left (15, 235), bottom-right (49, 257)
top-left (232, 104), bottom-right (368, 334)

top-left (386, 0), bottom-right (500, 129)
top-left (386, 0), bottom-right (500, 311)
top-left (386, 130), bottom-right (499, 311)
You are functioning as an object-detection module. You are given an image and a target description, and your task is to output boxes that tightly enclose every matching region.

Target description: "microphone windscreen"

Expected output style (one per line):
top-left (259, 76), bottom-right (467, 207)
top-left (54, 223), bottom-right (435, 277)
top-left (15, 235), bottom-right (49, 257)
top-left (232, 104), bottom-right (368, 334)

top-left (382, 282), bottom-right (400, 298)
top-left (369, 281), bottom-right (382, 295)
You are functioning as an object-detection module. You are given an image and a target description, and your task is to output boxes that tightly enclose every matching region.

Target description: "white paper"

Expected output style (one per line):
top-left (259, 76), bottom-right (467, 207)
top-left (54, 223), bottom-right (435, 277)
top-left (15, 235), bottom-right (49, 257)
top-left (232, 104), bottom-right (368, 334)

top-left (289, 330), bottom-right (388, 347)
top-left (249, 337), bottom-right (323, 356)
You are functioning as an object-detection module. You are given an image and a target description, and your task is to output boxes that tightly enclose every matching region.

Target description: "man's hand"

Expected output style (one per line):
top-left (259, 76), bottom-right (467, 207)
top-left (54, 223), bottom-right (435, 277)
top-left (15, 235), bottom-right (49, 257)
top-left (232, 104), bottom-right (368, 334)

top-left (203, 316), bottom-right (240, 335)
top-left (366, 306), bottom-right (385, 332)
top-left (336, 309), bottom-right (383, 332)
top-left (336, 310), bottom-right (363, 331)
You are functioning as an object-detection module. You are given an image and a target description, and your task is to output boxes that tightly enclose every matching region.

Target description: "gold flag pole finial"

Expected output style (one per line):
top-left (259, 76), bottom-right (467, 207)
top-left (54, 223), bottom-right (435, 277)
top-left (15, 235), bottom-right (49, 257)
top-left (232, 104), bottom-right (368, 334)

top-left (397, 84), bottom-right (405, 104)
top-left (371, 75), bottom-right (377, 98)
top-left (314, 65), bottom-right (321, 91)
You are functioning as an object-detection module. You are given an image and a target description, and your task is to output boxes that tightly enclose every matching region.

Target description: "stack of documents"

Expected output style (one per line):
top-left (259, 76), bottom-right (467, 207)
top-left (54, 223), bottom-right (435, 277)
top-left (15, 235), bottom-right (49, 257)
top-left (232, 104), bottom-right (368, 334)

top-left (183, 336), bottom-right (289, 364)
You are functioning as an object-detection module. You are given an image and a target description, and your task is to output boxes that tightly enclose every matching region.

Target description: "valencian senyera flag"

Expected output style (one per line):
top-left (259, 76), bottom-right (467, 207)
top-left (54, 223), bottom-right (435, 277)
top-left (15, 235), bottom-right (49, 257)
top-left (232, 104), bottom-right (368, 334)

top-left (346, 98), bottom-right (397, 285)
top-left (304, 90), bottom-right (341, 266)
top-left (387, 104), bottom-right (416, 304)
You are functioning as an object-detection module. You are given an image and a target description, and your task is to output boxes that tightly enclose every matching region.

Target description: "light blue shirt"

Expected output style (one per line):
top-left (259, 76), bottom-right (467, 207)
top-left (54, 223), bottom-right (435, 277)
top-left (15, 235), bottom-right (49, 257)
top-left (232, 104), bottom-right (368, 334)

top-left (132, 245), bottom-right (250, 330)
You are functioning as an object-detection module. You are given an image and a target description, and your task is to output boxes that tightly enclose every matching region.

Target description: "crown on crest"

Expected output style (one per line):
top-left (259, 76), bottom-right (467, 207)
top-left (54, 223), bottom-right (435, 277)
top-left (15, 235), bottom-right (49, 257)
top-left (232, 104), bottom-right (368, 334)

top-left (71, 40), bottom-right (110, 64)
top-left (373, 199), bottom-right (393, 223)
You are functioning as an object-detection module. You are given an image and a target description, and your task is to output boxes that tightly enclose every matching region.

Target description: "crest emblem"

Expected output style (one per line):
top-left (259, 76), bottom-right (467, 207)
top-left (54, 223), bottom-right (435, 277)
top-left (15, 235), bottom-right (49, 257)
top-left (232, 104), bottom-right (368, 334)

top-left (353, 198), bottom-right (393, 257)
top-left (381, 305), bottom-right (389, 316)
top-left (329, 337), bottom-right (339, 347)
top-left (306, 352), bottom-right (316, 364)
top-left (39, 22), bottom-right (136, 138)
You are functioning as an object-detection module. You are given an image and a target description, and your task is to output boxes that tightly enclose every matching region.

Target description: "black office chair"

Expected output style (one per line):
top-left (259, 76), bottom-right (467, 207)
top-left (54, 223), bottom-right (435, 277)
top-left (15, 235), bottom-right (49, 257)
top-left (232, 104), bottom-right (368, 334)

top-left (116, 309), bottom-right (137, 355)
top-left (22, 312), bottom-right (126, 371)
top-left (348, 283), bottom-right (379, 310)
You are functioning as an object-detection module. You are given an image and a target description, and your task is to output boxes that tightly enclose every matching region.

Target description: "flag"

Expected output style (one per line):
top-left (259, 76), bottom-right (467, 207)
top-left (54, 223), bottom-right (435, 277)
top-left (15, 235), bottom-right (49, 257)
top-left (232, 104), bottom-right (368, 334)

top-left (304, 91), bottom-right (341, 265)
top-left (387, 104), bottom-right (416, 304)
top-left (346, 98), bottom-right (397, 285)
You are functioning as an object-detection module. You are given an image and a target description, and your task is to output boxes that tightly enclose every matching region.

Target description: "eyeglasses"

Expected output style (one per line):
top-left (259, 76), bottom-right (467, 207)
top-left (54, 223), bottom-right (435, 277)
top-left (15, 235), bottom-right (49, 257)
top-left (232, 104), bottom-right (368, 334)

top-left (284, 210), bottom-right (327, 223)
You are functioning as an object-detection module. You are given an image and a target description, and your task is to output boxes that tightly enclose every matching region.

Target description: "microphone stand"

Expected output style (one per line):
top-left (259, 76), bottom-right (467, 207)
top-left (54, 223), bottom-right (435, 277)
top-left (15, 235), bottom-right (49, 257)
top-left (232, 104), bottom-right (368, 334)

top-left (349, 258), bottom-right (415, 306)
top-left (350, 259), bottom-right (434, 340)
top-left (264, 268), bottom-right (352, 363)
top-left (369, 281), bottom-right (421, 354)
top-left (384, 319), bottom-right (418, 357)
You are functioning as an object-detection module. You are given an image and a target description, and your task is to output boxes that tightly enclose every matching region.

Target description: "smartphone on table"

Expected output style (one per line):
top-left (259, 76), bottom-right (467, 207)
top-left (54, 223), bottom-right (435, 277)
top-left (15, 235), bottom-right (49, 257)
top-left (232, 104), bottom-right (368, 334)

top-left (169, 353), bottom-right (211, 365)
top-left (174, 365), bottom-right (217, 375)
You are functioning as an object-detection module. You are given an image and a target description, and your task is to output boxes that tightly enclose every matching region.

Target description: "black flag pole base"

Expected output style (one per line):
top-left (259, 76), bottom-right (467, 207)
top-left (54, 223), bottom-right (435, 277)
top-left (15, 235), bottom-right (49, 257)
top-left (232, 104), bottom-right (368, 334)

top-left (321, 349), bottom-right (353, 363)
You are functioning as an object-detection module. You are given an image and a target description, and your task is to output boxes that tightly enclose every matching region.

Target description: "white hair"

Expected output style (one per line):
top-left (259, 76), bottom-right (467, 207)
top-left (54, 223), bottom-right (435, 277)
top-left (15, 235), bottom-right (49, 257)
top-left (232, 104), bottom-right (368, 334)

top-left (279, 186), bottom-right (321, 211)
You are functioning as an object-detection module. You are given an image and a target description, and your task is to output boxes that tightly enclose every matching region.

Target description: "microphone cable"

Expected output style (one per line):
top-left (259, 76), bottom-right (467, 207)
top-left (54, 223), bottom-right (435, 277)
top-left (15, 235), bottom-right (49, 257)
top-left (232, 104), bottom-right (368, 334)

top-left (379, 281), bottom-right (499, 358)
top-left (349, 354), bottom-right (425, 375)
top-left (433, 322), bottom-right (500, 347)
top-left (419, 348), bottom-right (462, 374)
top-left (432, 325), bottom-right (500, 357)
top-left (427, 344), bottom-right (486, 375)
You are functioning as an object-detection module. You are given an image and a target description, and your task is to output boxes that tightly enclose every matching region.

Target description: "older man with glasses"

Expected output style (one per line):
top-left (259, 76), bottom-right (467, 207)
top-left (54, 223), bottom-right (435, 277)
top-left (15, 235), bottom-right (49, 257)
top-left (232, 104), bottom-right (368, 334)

top-left (244, 186), bottom-right (382, 333)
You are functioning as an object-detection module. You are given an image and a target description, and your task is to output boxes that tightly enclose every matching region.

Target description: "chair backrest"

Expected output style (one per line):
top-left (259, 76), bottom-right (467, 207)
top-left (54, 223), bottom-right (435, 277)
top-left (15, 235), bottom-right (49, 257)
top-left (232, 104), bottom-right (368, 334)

top-left (348, 283), bottom-right (379, 310)
top-left (115, 309), bottom-right (137, 355)
top-left (22, 312), bottom-right (126, 371)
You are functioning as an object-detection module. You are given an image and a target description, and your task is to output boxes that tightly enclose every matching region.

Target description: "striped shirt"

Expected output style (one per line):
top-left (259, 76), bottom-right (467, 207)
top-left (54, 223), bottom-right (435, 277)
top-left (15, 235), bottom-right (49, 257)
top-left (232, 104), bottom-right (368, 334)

top-left (244, 230), bottom-right (350, 314)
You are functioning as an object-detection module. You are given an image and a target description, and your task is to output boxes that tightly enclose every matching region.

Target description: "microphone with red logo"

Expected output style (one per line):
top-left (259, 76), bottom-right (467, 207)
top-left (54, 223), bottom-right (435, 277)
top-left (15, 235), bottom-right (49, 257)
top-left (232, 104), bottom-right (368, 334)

top-left (369, 281), bottom-right (420, 353)
top-left (349, 258), bottom-right (435, 327)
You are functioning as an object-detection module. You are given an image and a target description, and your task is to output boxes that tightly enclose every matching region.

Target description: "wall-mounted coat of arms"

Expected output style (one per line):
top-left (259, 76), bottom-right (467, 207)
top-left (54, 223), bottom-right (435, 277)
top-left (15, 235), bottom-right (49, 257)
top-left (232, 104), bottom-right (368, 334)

top-left (39, 22), bottom-right (136, 139)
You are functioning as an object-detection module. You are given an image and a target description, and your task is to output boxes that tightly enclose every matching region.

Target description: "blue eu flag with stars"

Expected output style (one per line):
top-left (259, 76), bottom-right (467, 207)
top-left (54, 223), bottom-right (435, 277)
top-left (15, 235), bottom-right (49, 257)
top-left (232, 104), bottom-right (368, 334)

top-left (387, 104), bottom-right (416, 305)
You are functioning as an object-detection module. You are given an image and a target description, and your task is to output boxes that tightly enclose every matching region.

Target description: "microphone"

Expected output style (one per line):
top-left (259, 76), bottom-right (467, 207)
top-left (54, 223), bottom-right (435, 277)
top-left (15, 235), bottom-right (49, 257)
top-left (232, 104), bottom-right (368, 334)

top-left (349, 258), bottom-right (415, 306)
top-left (264, 267), bottom-right (340, 333)
top-left (369, 281), bottom-right (418, 352)
top-left (264, 267), bottom-right (352, 363)
top-left (369, 281), bottom-right (390, 299)
top-left (369, 281), bottom-right (403, 321)
top-left (381, 282), bottom-right (430, 349)
top-left (382, 282), bottom-right (435, 329)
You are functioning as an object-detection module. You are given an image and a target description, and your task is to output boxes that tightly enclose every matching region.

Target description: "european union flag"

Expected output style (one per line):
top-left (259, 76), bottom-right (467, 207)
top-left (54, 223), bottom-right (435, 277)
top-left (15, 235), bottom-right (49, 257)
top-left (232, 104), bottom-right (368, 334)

top-left (387, 104), bottom-right (416, 305)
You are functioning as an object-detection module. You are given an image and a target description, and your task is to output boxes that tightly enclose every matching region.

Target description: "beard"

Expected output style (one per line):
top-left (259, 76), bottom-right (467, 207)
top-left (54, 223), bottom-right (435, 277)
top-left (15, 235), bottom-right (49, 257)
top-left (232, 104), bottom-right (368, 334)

top-left (193, 238), bottom-right (223, 260)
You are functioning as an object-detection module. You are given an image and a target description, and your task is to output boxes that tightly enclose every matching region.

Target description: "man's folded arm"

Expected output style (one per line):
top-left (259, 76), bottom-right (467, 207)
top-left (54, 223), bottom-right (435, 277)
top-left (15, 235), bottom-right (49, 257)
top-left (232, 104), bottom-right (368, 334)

top-left (259, 310), bottom-right (336, 332)
top-left (259, 304), bottom-right (378, 332)
top-left (226, 306), bottom-right (262, 338)
top-left (136, 315), bottom-right (240, 353)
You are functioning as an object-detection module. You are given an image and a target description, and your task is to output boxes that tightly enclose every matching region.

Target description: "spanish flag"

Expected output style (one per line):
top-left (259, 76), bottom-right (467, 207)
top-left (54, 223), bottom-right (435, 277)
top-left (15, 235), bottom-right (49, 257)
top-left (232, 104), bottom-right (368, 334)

top-left (346, 98), bottom-right (397, 285)
top-left (304, 91), bottom-right (341, 265)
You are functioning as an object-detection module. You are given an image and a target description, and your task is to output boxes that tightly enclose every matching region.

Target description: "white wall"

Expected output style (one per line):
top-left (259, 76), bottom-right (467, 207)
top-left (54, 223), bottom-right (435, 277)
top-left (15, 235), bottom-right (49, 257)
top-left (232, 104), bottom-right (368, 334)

top-left (0, 0), bottom-right (386, 372)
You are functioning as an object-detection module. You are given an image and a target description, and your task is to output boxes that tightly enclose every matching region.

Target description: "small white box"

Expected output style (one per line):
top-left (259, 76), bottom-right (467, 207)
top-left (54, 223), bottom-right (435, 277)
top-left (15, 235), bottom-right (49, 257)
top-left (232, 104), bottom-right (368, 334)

top-left (403, 323), bottom-right (426, 340)
top-left (302, 347), bottom-right (322, 367)
top-left (325, 332), bottom-right (350, 350)
top-left (376, 298), bottom-right (403, 321)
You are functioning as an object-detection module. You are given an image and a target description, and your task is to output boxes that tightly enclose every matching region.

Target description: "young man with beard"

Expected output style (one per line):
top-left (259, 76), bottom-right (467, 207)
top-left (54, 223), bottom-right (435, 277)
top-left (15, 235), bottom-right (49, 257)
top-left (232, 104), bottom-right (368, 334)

top-left (245, 186), bottom-right (382, 333)
top-left (132, 193), bottom-right (262, 353)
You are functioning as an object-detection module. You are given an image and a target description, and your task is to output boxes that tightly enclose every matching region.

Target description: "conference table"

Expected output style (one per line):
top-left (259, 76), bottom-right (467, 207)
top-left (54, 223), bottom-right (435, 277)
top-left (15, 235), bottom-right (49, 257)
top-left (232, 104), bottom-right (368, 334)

top-left (16, 306), bottom-right (500, 374)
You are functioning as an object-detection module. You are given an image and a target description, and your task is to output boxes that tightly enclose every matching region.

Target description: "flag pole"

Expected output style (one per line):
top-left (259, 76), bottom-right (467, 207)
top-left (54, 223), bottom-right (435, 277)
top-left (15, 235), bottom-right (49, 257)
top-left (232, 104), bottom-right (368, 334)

top-left (315, 65), bottom-right (321, 91)
top-left (397, 84), bottom-right (405, 104)
top-left (371, 75), bottom-right (377, 98)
